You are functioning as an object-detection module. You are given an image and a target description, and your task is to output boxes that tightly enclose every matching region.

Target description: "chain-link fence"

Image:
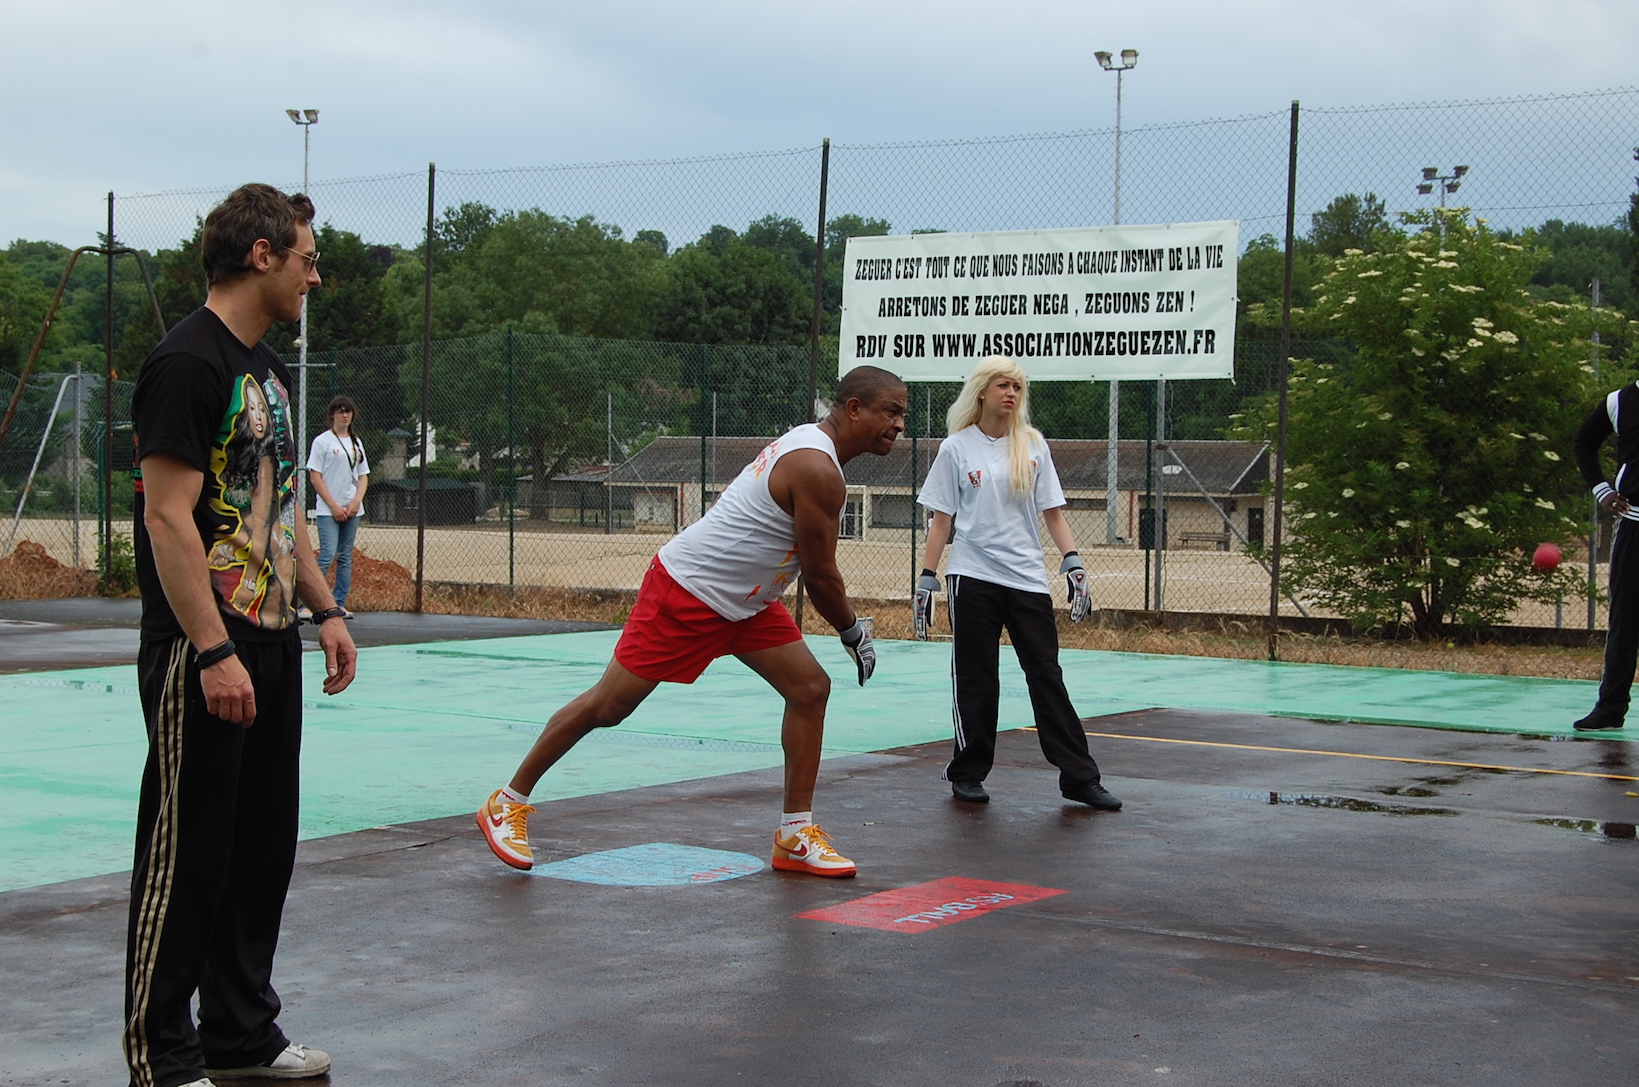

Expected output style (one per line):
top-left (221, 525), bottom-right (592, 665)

top-left (5, 87), bottom-right (1636, 634)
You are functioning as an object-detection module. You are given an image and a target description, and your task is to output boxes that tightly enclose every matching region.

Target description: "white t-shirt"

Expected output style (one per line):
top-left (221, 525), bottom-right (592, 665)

top-left (917, 425), bottom-right (1065, 594)
top-left (306, 429), bottom-right (370, 518)
top-left (658, 423), bottom-right (842, 621)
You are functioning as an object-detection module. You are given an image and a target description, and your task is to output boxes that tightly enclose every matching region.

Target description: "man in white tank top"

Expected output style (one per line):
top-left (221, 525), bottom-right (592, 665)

top-left (478, 366), bottom-right (908, 878)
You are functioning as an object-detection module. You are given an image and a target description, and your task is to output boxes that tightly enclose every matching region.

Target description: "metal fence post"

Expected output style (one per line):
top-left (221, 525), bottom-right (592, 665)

top-left (415, 163), bottom-right (435, 613)
top-left (910, 395), bottom-right (919, 590)
top-left (1143, 389), bottom-right (1153, 611)
top-left (507, 323), bottom-right (516, 590)
top-left (1590, 277), bottom-right (1602, 630)
top-left (698, 343), bottom-right (708, 519)
top-left (1267, 101), bottom-right (1300, 660)
top-left (103, 192), bottom-right (114, 584)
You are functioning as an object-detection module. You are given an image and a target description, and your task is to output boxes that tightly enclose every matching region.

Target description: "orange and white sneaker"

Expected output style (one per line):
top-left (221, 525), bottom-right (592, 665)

top-left (771, 823), bottom-right (857, 878)
top-left (477, 789), bottom-right (536, 870)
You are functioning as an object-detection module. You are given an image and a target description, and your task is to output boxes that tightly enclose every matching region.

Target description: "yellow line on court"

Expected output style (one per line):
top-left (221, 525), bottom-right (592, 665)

top-left (1081, 731), bottom-right (1639, 782)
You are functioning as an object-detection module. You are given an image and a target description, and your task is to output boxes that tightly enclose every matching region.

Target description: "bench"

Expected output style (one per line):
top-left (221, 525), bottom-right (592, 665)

top-left (1178, 531), bottom-right (1231, 552)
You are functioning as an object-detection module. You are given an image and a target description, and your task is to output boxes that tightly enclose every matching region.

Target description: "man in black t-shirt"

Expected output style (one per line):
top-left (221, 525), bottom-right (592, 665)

top-left (124, 183), bottom-right (357, 1087)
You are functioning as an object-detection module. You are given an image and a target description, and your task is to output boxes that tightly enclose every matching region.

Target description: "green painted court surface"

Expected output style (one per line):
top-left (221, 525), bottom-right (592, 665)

top-left (0, 630), bottom-right (1620, 893)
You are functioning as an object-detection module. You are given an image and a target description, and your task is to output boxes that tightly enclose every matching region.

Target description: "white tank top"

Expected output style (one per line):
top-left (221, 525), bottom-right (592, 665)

top-left (658, 423), bottom-right (842, 621)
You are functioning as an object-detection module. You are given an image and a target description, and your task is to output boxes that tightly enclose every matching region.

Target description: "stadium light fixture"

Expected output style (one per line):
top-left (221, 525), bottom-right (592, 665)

top-left (1121, 49), bottom-right (1138, 65)
top-left (1415, 164), bottom-right (1470, 209)
top-left (1094, 51), bottom-right (1113, 69)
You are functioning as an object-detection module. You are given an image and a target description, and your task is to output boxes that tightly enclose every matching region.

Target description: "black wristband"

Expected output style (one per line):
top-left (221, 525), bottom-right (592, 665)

top-left (309, 607), bottom-right (347, 624)
top-left (921, 568), bottom-right (937, 579)
top-left (1061, 550), bottom-right (1078, 560)
top-left (194, 639), bottom-right (237, 669)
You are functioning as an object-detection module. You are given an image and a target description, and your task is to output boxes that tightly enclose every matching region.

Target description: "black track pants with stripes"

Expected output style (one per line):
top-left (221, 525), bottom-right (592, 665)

top-left (1596, 518), bottom-right (1639, 721)
top-left (944, 574), bottom-right (1102, 792)
top-left (124, 634), bottom-right (301, 1087)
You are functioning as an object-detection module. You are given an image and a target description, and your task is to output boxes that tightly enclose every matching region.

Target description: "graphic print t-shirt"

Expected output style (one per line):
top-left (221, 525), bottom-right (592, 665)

top-left (133, 307), bottom-right (300, 642)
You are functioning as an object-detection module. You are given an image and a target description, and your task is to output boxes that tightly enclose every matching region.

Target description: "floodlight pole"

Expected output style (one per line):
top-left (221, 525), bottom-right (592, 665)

top-left (287, 108), bottom-right (318, 510)
top-left (1096, 49), bottom-right (1136, 545)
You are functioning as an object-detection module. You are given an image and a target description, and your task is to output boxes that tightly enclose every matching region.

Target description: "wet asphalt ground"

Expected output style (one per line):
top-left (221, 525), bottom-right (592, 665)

top-left (2, 685), bottom-right (1635, 1086)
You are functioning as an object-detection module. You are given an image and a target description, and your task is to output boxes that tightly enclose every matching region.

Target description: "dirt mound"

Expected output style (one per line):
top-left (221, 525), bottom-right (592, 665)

top-left (344, 548), bottom-right (416, 612)
top-left (0, 541), bottom-right (99, 600)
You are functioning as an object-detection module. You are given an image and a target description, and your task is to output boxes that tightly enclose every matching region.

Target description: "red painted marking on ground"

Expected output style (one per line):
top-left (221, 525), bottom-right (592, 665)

top-left (797, 877), bottom-right (1065, 933)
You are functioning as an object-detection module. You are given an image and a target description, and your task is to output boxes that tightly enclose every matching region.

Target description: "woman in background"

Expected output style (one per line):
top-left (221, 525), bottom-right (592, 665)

top-left (914, 356), bottom-right (1121, 811)
top-left (306, 395), bottom-right (370, 616)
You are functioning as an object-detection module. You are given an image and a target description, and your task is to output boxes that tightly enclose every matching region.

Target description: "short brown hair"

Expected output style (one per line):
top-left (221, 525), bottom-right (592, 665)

top-left (201, 183), bottom-right (315, 286)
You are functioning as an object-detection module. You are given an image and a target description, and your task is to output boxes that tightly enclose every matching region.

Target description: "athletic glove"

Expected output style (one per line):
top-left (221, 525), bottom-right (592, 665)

top-left (912, 570), bottom-right (941, 641)
top-left (1060, 551), bottom-right (1092, 623)
top-left (838, 618), bottom-right (876, 685)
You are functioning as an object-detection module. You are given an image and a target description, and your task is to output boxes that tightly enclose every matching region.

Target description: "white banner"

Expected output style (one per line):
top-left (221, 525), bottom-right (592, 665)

top-left (838, 221), bottom-right (1238, 382)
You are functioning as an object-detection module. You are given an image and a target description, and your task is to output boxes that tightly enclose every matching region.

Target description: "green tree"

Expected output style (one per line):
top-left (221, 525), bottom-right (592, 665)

top-left (1233, 211), bottom-right (1635, 635)
top-left (1307, 192), bottom-right (1390, 257)
top-left (653, 230), bottom-right (809, 346)
top-left (386, 207), bottom-right (664, 342)
top-left (0, 249), bottom-right (55, 376)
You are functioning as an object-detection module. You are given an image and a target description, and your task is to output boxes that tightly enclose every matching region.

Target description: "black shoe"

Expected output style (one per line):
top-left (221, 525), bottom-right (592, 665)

top-left (951, 780), bottom-right (990, 803)
top-left (1063, 782), bottom-right (1122, 811)
top-left (1573, 711), bottom-right (1626, 731)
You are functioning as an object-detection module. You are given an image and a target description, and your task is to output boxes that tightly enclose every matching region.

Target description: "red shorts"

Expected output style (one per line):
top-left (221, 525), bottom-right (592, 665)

top-left (615, 557), bottom-right (803, 684)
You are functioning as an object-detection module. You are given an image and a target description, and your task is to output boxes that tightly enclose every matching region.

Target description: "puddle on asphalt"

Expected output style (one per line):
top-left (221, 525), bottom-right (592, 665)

top-left (1232, 790), bottom-right (1459, 817)
top-left (1534, 818), bottom-right (1638, 840)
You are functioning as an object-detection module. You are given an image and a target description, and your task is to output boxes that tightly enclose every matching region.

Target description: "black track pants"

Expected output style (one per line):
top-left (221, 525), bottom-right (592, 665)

top-left (943, 574), bottom-right (1102, 792)
top-left (1597, 518), bottom-right (1639, 720)
top-left (124, 634), bottom-right (302, 1087)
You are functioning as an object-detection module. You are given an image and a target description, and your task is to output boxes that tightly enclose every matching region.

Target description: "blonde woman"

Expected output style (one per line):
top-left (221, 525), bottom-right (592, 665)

top-left (914, 356), bottom-right (1120, 810)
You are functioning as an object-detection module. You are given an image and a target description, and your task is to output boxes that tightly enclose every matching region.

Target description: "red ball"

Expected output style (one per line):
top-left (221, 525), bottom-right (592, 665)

top-left (1532, 543), bottom-right (1562, 571)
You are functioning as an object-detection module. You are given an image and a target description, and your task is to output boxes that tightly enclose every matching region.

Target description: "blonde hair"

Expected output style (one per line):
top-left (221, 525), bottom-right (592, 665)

top-left (946, 355), bottom-right (1043, 495)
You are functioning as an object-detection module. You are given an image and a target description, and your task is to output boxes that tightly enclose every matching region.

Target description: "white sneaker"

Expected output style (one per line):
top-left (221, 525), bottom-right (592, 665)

top-left (207, 1041), bottom-right (330, 1079)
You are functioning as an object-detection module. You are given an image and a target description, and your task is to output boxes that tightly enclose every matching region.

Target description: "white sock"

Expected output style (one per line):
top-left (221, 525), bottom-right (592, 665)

top-left (780, 811), bottom-right (812, 838)
top-left (499, 784), bottom-right (529, 805)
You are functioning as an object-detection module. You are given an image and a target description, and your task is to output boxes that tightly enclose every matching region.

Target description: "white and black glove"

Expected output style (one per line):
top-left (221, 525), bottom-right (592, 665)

top-left (839, 618), bottom-right (876, 685)
top-left (912, 570), bottom-right (941, 641)
top-left (1060, 551), bottom-right (1092, 623)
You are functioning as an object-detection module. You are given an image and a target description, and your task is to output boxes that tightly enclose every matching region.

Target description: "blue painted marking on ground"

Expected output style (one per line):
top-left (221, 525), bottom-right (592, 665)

top-left (529, 842), bottom-right (766, 886)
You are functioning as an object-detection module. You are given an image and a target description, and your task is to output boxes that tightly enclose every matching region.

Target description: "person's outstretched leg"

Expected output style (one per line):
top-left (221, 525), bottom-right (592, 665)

top-left (738, 640), bottom-right (855, 877)
top-left (477, 659), bottom-right (658, 869)
top-left (945, 574), bottom-right (1007, 791)
top-left (1002, 589), bottom-right (1119, 809)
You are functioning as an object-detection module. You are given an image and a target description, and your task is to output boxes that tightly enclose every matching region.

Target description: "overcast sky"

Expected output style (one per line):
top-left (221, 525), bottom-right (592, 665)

top-left (3, 0), bottom-right (1635, 246)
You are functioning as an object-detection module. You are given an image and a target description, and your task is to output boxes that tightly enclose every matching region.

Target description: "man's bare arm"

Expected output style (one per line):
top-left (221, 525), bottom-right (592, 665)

top-left (775, 450), bottom-right (855, 630)
top-left (140, 452), bottom-right (257, 725)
